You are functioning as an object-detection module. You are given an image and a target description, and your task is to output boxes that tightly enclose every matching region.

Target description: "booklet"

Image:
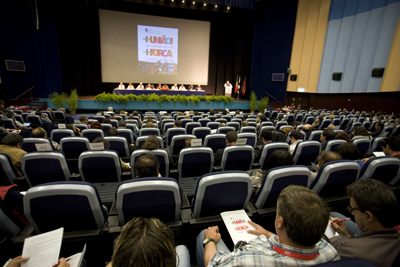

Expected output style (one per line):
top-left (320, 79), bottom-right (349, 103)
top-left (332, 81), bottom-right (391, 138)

top-left (324, 221), bottom-right (339, 239)
top-left (21, 227), bottom-right (86, 267)
top-left (220, 210), bottom-right (257, 245)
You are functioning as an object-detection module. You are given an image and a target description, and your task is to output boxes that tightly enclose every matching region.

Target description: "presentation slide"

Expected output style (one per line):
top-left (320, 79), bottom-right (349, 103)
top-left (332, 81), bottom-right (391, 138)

top-left (99, 9), bottom-right (210, 85)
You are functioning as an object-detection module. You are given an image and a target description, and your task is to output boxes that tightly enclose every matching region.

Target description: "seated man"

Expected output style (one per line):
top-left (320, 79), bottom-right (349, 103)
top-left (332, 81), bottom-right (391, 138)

top-left (197, 185), bottom-right (339, 267)
top-left (370, 122), bottom-right (384, 137)
top-left (254, 129), bottom-right (272, 162)
top-left (5, 112), bottom-right (27, 130)
top-left (134, 153), bottom-right (161, 178)
top-left (330, 179), bottom-right (400, 267)
top-left (0, 134), bottom-right (26, 176)
top-left (289, 130), bottom-right (303, 155)
top-left (214, 131), bottom-right (237, 166)
top-left (79, 115), bottom-right (88, 124)
top-left (31, 127), bottom-right (60, 150)
top-left (320, 129), bottom-right (335, 150)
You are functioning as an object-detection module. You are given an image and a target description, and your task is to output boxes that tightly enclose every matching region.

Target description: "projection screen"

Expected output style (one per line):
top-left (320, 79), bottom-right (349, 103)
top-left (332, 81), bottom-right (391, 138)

top-left (99, 9), bottom-right (210, 85)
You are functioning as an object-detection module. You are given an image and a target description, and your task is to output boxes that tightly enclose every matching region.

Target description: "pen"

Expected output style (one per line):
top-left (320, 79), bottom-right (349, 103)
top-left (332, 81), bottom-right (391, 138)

top-left (331, 218), bottom-right (350, 225)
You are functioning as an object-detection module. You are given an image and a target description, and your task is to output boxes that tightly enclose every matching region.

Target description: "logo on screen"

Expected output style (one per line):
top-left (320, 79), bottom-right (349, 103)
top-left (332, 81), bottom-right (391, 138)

top-left (143, 49), bottom-right (173, 58)
top-left (142, 35), bottom-right (173, 45)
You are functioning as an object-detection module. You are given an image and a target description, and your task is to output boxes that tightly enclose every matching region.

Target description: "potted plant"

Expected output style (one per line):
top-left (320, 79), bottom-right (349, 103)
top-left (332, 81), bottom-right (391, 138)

top-left (249, 92), bottom-right (258, 114)
top-left (258, 96), bottom-right (269, 114)
top-left (66, 89), bottom-right (79, 115)
top-left (48, 92), bottom-right (68, 109)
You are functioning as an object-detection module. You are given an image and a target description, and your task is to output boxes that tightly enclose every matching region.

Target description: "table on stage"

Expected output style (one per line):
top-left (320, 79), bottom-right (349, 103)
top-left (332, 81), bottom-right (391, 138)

top-left (113, 89), bottom-right (206, 96)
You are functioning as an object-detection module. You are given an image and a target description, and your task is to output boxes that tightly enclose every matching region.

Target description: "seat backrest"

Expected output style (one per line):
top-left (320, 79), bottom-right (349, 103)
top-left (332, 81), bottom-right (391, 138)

top-left (192, 171), bottom-right (252, 218)
top-left (181, 119), bottom-right (193, 128)
top-left (178, 147), bottom-right (214, 179)
top-left (0, 153), bottom-right (18, 185)
top-left (92, 116), bottom-right (105, 123)
top-left (117, 128), bottom-right (134, 144)
top-left (308, 130), bottom-right (323, 141)
top-left (79, 150), bottom-right (121, 183)
top-left (171, 134), bottom-right (196, 156)
top-left (253, 166), bottom-right (312, 209)
top-left (101, 123), bottom-right (112, 134)
top-left (165, 128), bottom-right (186, 148)
top-left (304, 116), bottom-right (315, 124)
top-left (105, 136), bottom-right (130, 158)
top-left (185, 122), bottom-right (201, 135)
top-left (259, 142), bottom-right (290, 170)
top-left (352, 138), bottom-right (371, 158)
top-left (139, 128), bottom-right (160, 137)
top-left (24, 181), bottom-right (107, 233)
top-left (27, 115), bottom-right (42, 126)
top-left (116, 178), bottom-right (181, 224)
top-left (366, 137), bottom-right (385, 155)
top-left (21, 138), bottom-right (54, 153)
top-left (22, 152), bottom-right (71, 187)
top-left (192, 127), bottom-right (211, 144)
top-left (237, 133), bottom-right (257, 148)
top-left (292, 141), bottom-right (321, 166)
top-left (4, 119), bottom-right (18, 129)
top-left (81, 129), bottom-right (104, 142)
top-left (217, 126), bottom-right (235, 134)
top-left (240, 126), bottom-right (257, 134)
top-left (311, 160), bottom-right (360, 197)
top-left (227, 121), bottom-right (240, 131)
top-left (221, 145), bottom-right (254, 171)
top-left (206, 122), bottom-right (220, 130)
top-left (390, 124), bottom-right (400, 137)
top-left (60, 137), bottom-right (90, 159)
top-left (325, 139), bottom-right (347, 152)
top-left (204, 134), bottom-right (226, 153)
top-left (275, 121), bottom-right (288, 129)
top-left (73, 123), bottom-right (89, 132)
top-left (51, 129), bottom-right (75, 143)
top-left (359, 156), bottom-right (400, 184)
top-left (130, 149), bottom-right (170, 178)
top-left (379, 125), bottom-right (394, 137)
top-left (0, 198), bottom-right (24, 237)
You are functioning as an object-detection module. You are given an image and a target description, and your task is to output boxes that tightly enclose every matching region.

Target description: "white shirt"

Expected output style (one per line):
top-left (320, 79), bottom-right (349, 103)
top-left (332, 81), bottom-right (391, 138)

top-left (118, 84), bottom-right (125, 89)
top-left (224, 83), bottom-right (232, 93)
top-left (137, 85), bottom-right (144, 90)
top-left (127, 85), bottom-right (134, 89)
top-left (171, 86), bottom-right (178, 90)
top-left (179, 86), bottom-right (186, 90)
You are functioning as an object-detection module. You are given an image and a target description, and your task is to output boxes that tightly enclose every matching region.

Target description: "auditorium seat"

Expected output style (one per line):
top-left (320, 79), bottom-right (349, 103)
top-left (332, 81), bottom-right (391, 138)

top-left (260, 121), bottom-right (273, 128)
top-left (139, 128), bottom-right (160, 137)
top-left (379, 125), bottom-right (394, 137)
top-left (325, 139), bottom-right (347, 152)
top-left (81, 129), bottom-right (104, 142)
top-left (165, 128), bottom-right (186, 151)
top-left (199, 118), bottom-right (211, 127)
top-left (110, 119), bottom-right (118, 128)
top-left (185, 122), bottom-right (201, 135)
top-left (206, 122), bottom-right (220, 130)
top-left (240, 126), bottom-right (257, 134)
top-left (215, 118), bottom-right (227, 124)
top-left (391, 124), bottom-right (400, 137)
top-left (220, 145), bottom-right (254, 171)
top-left (0, 198), bottom-right (24, 241)
top-left (366, 137), bottom-right (385, 156)
top-left (4, 119), bottom-right (18, 129)
top-left (73, 123), bottom-right (89, 132)
top-left (117, 128), bottom-right (135, 144)
top-left (237, 132), bottom-right (257, 148)
top-left (352, 138), bottom-right (371, 158)
top-left (308, 130), bottom-right (323, 141)
top-left (135, 136), bottom-right (163, 149)
top-left (171, 134), bottom-right (196, 156)
top-left (358, 156), bottom-right (400, 184)
top-left (217, 126), bottom-right (235, 135)
top-left (0, 153), bottom-right (20, 185)
top-left (192, 127), bottom-right (211, 144)
top-left (51, 129), bottom-right (75, 143)
top-left (54, 111), bottom-right (68, 124)
top-left (347, 122), bottom-right (361, 133)
top-left (92, 116), bottom-right (105, 123)
top-left (101, 123), bottom-right (112, 134)
top-left (21, 138), bottom-right (54, 152)
top-left (258, 142), bottom-right (290, 170)
top-left (227, 121), bottom-right (241, 131)
top-left (105, 136), bottom-right (130, 161)
top-left (130, 149), bottom-right (170, 178)
top-left (292, 140), bottom-right (321, 168)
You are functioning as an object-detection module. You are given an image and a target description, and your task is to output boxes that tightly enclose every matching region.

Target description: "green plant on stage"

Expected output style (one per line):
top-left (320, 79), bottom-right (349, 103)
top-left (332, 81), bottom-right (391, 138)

top-left (66, 89), bottom-right (79, 114)
top-left (258, 96), bottom-right (269, 113)
top-left (48, 92), bottom-right (68, 109)
top-left (249, 92), bottom-right (258, 113)
top-left (137, 94), bottom-right (147, 103)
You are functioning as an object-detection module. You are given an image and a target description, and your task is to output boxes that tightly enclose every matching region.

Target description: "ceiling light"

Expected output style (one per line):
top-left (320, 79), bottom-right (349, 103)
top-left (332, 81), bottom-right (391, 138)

top-left (204, 3), bottom-right (206, 6)
top-left (215, 5), bottom-right (218, 8)
top-left (227, 7), bottom-right (230, 10)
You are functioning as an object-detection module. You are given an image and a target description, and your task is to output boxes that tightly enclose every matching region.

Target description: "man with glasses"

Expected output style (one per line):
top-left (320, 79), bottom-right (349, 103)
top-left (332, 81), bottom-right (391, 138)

top-left (330, 179), bottom-right (400, 267)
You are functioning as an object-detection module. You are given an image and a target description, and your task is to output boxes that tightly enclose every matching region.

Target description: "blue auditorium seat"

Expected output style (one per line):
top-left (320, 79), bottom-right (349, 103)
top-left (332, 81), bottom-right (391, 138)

top-left (359, 156), bottom-right (400, 184)
top-left (130, 149), bottom-right (170, 178)
top-left (258, 142), bottom-right (290, 170)
top-left (21, 138), bottom-right (54, 152)
top-left (220, 145), bottom-right (254, 171)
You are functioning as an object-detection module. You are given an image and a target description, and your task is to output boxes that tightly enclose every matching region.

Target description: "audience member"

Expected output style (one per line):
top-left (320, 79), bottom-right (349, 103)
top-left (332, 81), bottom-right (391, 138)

top-left (320, 129), bottom-right (335, 150)
top-left (106, 217), bottom-right (190, 267)
top-left (330, 179), bottom-right (400, 267)
top-left (196, 185), bottom-right (339, 267)
top-left (301, 124), bottom-right (313, 140)
top-left (254, 129), bottom-right (272, 161)
top-left (79, 116), bottom-right (88, 124)
top-left (90, 121), bottom-right (103, 130)
top-left (173, 120), bottom-right (181, 128)
top-left (214, 131), bottom-right (237, 166)
top-left (351, 126), bottom-right (372, 141)
top-left (31, 127), bottom-right (60, 150)
top-left (335, 132), bottom-right (351, 142)
top-left (310, 151), bottom-right (342, 181)
top-left (66, 124), bottom-right (81, 136)
top-left (335, 143), bottom-right (363, 168)
top-left (6, 112), bottom-right (27, 130)
top-left (371, 122), bottom-right (384, 137)
top-left (0, 134), bottom-right (26, 175)
top-left (289, 130), bottom-right (303, 155)
top-left (142, 135), bottom-right (174, 168)
top-left (134, 153), bottom-right (160, 178)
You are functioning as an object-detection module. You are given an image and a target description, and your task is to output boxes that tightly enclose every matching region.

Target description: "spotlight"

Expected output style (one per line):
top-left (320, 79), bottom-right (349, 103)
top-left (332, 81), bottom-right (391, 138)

top-left (204, 3), bottom-right (206, 6)
top-left (182, 0), bottom-right (185, 3)
top-left (193, 1), bottom-right (195, 4)
top-left (227, 7), bottom-right (230, 10)
top-left (215, 5), bottom-right (218, 8)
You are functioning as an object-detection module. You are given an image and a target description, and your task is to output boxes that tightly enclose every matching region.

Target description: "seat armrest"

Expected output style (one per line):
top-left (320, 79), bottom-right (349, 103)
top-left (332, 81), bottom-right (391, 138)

top-left (109, 200), bottom-right (117, 215)
top-left (246, 202), bottom-right (257, 215)
top-left (181, 209), bottom-right (193, 223)
top-left (181, 192), bottom-right (190, 209)
top-left (213, 166), bottom-right (222, 172)
top-left (106, 215), bottom-right (120, 231)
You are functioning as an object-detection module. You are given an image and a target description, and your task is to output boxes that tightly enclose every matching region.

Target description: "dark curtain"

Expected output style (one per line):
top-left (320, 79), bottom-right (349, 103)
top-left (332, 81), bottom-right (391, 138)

top-left (0, 0), bottom-right (62, 99)
top-left (250, 0), bottom-right (298, 103)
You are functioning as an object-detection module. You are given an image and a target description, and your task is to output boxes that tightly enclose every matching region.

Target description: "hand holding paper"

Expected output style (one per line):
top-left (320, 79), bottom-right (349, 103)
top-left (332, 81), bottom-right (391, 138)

top-left (247, 220), bottom-right (275, 239)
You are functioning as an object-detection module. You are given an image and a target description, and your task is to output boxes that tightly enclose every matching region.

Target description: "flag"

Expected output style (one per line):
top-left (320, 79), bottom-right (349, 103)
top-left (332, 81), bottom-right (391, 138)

top-left (235, 76), bottom-right (238, 94)
top-left (242, 77), bottom-right (246, 95)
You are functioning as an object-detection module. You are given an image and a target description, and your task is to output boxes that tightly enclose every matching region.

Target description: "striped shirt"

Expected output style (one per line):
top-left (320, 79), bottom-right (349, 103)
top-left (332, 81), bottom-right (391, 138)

top-left (208, 235), bottom-right (340, 267)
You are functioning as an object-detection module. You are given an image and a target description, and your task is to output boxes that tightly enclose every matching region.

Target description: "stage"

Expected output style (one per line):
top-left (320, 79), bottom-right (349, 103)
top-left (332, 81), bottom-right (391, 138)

top-left (114, 89), bottom-right (206, 96)
top-left (40, 96), bottom-right (251, 111)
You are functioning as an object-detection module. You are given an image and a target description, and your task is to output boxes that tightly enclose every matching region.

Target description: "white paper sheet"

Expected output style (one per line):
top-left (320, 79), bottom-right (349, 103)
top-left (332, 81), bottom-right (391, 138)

top-left (221, 210), bottom-right (257, 244)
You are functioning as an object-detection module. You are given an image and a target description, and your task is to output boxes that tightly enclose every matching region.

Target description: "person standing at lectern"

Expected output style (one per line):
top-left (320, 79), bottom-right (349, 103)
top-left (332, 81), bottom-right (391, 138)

top-left (118, 82), bottom-right (125, 89)
top-left (136, 82), bottom-right (144, 90)
top-left (127, 83), bottom-right (134, 89)
top-left (224, 81), bottom-right (232, 97)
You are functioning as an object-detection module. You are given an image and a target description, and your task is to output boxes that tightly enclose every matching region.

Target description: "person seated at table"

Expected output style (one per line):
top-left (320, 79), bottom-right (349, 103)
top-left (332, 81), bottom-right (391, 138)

top-left (157, 83), bottom-right (162, 89)
top-left (136, 82), bottom-right (144, 90)
top-left (196, 84), bottom-right (202, 91)
top-left (150, 84), bottom-right (155, 89)
top-left (146, 83), bottom-right (152, 90)
top-left (162, 84), bottom-right (169, 90)
top-left (179, 84), bottom-right (186, 91)
top-left (127, 83), bottom-right (134, 89)
top-left (171, 84), bottom-right (178, 90)
top-left (117, 82), bottom-right (125, 89)
top-left (188, 84), bottom-right (194, 90)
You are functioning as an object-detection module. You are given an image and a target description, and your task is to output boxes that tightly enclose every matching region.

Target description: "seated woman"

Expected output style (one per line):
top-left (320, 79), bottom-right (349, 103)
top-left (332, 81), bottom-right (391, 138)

top-left (66, 124), bottom-right (81, 136)
top-left (188, 84), bottom-right (194, 90)
top-left (142, 135), bottom-right (175, 169)
top-left (127, 83), bottom-right (134, 89)
top-left (335, 142), bottom-right (364, 168)
top-left (106, 217), bottom-right (190, 267)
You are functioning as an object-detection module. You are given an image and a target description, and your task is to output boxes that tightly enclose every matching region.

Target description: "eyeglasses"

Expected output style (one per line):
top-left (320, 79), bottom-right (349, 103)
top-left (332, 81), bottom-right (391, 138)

top-left (347, 205), bottom-right (360, 214)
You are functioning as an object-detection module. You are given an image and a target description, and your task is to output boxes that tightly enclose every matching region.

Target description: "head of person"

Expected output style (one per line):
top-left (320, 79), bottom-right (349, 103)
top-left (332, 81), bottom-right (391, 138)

top-left (31, 127), bottom-right (47, 138)
top-left (235, 110), bottom-right (240, 115)
top-left (276, 185), bottom-right (330, 247)
top-left (316, 151), bottom-right (342, 168)
top-left (222, 109), bottom-right (227, 115)
top-left (242, 121), bottom-right (249, 127)
top-left (226, 131), bottom-right (238, 145)
top-left (178, 112), bottom-right (184, 116)
top-left (320, 129), bottom-right (335, 142)
top-left (185, 137), bottom-right (195, 148)
top-left (103, 118), bottom-right (111, 124)
top-left (111, 217), bottom-right (176, 267)
top-left (335, 132), bottom-right (351, 142)
top-left (375, 122), bottom-right (384, 131)
top-left (266, 150), bottom-right (293, 170)
top-left (145, 121), bottom-right (156, 128)
top-left (6, 111), bottom-right (15, 119)
top-left (90, 121), bottom-right (103, 129)
top-left (118, 120), bottom-right (127, 128)
top-left (335, 143), bottom-right (360, 160)
top-left (282, 127), bottom-right (292, 137)
top-left (135, 153), bottom-right (159, 178)
top-left (290, 130), bottom-right (303, 144)
top-left (325, 124), bottom-right (335, 131)
top-left (142, 135), bottom-right (159, 150)
top-left (173, 120), bottom-right (181, 128)
top-left (380, 136), bottom-right (400, 156)
top-left (302, 124), bottom-right (311, 132)
top-left (1, 134), bottom-right (24, 148)
top-left (353, 126), bottom-right (370, 137)
top-left (219, 123), bottom-right (226, 127)
top-left (260, 129), bottom-right (273, 144)
top-left (346, 179), bottom-right (400, 232)
top-left (79, 115), bottom-right (88, 124)
top-left (108, 106), bottom-right (114, 112)
top-left (185, 114), bottom-right (190, 119)
top-left (106, 127), bottom-right (119, 136)
top-left (92, 137), bottom-right (110, 149)
top-left (259, 115), bottom-right (267, 122)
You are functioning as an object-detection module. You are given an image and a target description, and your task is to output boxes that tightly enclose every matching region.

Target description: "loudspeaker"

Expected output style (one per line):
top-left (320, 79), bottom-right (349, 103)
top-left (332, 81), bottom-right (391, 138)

top-left (371, 68), bottom-right (384, 77)
top-left (332, 72), bottom-right (342, 81)
top-left (290, 74), bottom-right (297, 81)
